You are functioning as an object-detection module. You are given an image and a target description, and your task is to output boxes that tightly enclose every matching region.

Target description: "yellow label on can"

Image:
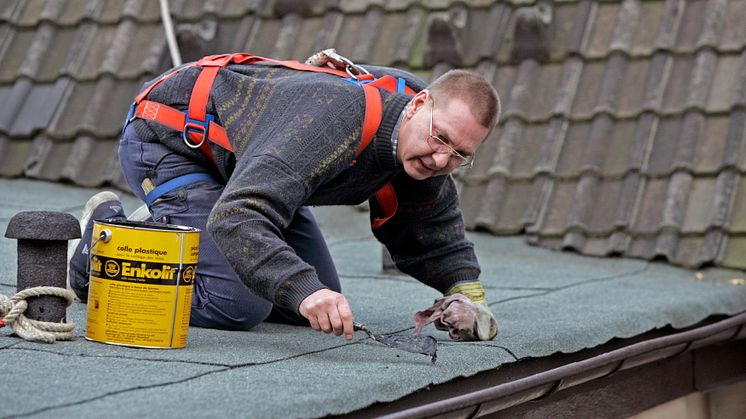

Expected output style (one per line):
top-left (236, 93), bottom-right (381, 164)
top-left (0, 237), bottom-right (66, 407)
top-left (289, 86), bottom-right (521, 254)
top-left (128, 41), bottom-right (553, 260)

top-left (85, 220), bottom-right (200, 348)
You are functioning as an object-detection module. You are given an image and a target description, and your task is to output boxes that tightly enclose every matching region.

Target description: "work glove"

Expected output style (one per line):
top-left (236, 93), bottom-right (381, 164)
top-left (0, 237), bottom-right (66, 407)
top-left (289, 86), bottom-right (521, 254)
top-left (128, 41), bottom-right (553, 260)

top-left (413, 281), bottom-right (499, 341)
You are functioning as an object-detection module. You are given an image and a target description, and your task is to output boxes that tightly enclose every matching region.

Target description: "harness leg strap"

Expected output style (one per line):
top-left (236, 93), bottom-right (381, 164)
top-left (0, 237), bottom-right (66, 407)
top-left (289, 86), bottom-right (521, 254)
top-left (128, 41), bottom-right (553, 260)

top-left (145, 173), bottom-right (216, 207)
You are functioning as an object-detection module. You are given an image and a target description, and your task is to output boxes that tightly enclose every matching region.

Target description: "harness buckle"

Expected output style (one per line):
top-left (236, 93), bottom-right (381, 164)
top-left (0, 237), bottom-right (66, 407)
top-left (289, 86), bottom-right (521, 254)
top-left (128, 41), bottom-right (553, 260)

top-left (182, 113), bottom-right (214, 149)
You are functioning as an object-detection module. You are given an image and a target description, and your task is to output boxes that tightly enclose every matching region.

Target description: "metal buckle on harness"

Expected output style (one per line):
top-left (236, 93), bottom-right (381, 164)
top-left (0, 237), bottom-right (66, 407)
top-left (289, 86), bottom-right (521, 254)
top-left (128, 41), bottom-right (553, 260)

top-left (182, 113), bottom-right (214, 149)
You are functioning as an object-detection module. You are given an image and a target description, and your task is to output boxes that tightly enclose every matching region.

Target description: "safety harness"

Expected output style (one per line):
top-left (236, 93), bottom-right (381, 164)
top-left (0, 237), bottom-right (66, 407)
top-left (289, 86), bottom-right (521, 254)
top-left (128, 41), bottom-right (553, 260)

top-left (124, 52), bottom-right (415, 229)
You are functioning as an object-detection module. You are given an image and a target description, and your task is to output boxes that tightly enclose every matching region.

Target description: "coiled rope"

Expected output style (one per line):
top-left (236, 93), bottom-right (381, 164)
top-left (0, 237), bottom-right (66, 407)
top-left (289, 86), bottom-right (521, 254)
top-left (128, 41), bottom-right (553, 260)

top-left (0, 286), bottom-right (75, 343)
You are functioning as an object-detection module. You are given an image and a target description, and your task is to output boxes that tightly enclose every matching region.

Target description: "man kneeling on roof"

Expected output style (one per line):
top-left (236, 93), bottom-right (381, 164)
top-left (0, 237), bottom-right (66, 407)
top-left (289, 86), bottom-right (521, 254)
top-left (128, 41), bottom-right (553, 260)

top-left (68, 51), bottom-right (500, 341)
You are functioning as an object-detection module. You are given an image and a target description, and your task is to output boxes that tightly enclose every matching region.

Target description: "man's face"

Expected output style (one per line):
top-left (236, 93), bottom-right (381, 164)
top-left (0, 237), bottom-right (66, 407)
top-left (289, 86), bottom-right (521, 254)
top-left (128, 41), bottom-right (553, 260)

top-left (397, 91), bottom-right (489, 180)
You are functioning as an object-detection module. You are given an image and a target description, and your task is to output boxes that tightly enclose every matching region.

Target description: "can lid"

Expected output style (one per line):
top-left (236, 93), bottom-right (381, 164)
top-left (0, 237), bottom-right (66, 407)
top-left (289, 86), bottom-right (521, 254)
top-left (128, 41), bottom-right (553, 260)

top-left (94, 218), bottom-right (200, 233)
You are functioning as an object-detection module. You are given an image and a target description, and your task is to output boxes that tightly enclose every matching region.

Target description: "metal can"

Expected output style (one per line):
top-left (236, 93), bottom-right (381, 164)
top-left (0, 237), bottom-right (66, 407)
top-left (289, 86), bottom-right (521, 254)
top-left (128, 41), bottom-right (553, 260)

top-left (85, 219), bottom-right (200, 348)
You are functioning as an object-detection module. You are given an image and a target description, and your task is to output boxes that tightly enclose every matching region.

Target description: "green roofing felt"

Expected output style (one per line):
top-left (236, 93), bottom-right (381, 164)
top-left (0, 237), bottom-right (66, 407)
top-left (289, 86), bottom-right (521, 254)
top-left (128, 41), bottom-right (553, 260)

top-left (1, 179), bottom-right (746, 418)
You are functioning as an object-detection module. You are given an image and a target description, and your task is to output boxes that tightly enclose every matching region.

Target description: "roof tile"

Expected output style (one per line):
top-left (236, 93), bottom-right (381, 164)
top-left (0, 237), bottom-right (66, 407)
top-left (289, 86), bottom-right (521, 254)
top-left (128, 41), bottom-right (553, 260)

top-left (534, 117), bottom-right (569, 174)
top-left (0, 1), bottom-right (21, 23)
top-left (626, 236), bottom-right (656, 260)
top-left (0, 79), bottom-right (31, 134)
top-left (608, 0), bottom-right (641, 54)
top-left (546, 2), bottom-right (578, 62)
top-left (472, 177), bottom-right (506, 232)
top-left (566, 174), bottom-right (599, 230)
top-left (370, 11), bottom-right (407, 66)
top-left (710, 170), bottom-right (739, 228)
top-left (600, 118), bottom-right (636, 177)
top-left (581, 114), bottom-right (615, 175)
top-left (552, 57), bottom-right (583, 116)
top-left (470, 3), bottom-right (510, 63)
top-left (686, 49), bottom-right (718, 111)
top-left (696, 0), bottom-right (728, 49)
top-left (632, 177), bottom-right (667, 234)
top-left (588, 177), bottom-right (623, 233)
top-left (56, 0), bottom-right (98, 26)
top-left (671, 236), bottom-right (704, 267)
top-left (721, 237), bottom-right (746, 269)
top-left (460, 181), bottom-right (486, 229)
top-left (641, 53), bottom-right (673, 111)
top-left (630, 0), bottom-right (664, 56)
top-left (615, 172), bottom-right (643, 228)
top-left (629, 112), bottom-right (657, 170)
top-left (661, 55), bottom-right (693, 114)
top-left (396, 6), bottom-right (427, 67)
top-left (0, 136), bottom-right (29, 177)
top-left (98, 0), bottom-right (126, 23)
top-left (23, 136), bottom-right (66, 181)
top-left (697, 229), bottom-right (725, 266)
top-left (18, 23), bottom-right (55, 79)
top-left (538, 179), bottom-right (576, 235)
top-left (502, 59), bottom-right (540, 120)
top-left (13, 0), bottom-right (45, 27)
top-left (653, 230), bottom-right (678, 261)
top-left (595, 52), bottom-right (627, 114)
top-left (682, 177), bottom-right (718, 233)
top-left (0, 28), bottom-right (35, 83)
top-left (337, 10), bottom-right (377, 64)
top-left (646, 115), bottom-right (683, 175)
top-left (37, 27), bottom-right (79, 81)
top-left (673, 0), bottom-right (707, 52)
top-left (728, 174), bottom-right (746, 232)
top-left (564, 0), bottom-right (593, 55)
top-left (489, 119), bottom-right (523, 177)
top-left (722, 110), bottom-right (745, 169)
top-left (47, 80), bottom-right (94, 138)
top-left (11, 80), bottom-right (70, 137)
top-left (555, 120), bottom-right (591, 177)
top-left (570, 60), bottom-right (605, 118)
top-left (653, 0), bottom-right (685, 51)
top-left (720, 0), bottom-right (746, 51)
top-left (511, 123), bottom-right (547, 179)
top-left (527, 63), bottom-right (564, 120)
top-left (706, 54), bottom-right (742, 112)
top-left (693, 115), bottom-right (729, 174)
top-left (523, 175), bottom-right (553, 231)
top-left (673, 111), bottom-right (704, 171)
top-left (60, 136), bottom-right (120, 187)
top-left (615, 60), bottom-right (650, 118)
top-left (583, 1), bottom-right (618, 59)
top-left (660, 171), bottom-right (692, 229)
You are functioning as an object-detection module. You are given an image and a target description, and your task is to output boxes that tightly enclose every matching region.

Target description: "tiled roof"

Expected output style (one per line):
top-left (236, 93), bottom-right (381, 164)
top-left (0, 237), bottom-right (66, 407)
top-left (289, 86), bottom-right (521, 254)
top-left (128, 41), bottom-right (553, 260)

top-left (1, 0), bottom-right (744, 270)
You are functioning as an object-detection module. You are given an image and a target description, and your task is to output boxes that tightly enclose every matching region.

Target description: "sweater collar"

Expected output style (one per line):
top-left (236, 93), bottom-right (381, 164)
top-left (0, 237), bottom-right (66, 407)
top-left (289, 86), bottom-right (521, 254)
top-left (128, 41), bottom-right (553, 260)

top-left (374, 94), bottom-right (410, 172)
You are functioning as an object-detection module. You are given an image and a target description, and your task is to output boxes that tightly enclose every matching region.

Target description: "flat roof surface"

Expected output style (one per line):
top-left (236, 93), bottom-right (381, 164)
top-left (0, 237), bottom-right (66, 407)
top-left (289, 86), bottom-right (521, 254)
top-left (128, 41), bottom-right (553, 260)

top-left (2, 179), bottom-right (745, 418)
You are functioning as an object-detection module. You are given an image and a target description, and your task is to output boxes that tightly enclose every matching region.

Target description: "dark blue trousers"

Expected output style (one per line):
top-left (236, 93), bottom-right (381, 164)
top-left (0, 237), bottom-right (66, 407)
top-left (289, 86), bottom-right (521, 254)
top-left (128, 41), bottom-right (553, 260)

top-left (118, 124), bottom-right (341, 330)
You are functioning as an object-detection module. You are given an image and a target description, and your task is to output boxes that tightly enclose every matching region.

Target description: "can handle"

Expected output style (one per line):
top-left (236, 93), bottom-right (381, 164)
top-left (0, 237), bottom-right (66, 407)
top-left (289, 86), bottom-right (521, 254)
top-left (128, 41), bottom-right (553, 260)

top-left (86, 229), bottom-right (112, 275)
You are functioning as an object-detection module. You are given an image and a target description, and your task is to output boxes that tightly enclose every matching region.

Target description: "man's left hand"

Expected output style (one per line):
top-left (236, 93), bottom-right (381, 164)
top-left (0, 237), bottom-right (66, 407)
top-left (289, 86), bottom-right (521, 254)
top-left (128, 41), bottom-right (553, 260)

top-left (413, 294), bottom-right (499, 341)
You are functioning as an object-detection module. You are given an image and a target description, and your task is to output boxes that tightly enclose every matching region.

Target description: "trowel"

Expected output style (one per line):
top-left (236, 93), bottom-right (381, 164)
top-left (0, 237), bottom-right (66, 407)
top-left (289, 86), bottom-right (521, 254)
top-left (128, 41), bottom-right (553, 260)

top-left (353, 321), bottom-right (437, 363)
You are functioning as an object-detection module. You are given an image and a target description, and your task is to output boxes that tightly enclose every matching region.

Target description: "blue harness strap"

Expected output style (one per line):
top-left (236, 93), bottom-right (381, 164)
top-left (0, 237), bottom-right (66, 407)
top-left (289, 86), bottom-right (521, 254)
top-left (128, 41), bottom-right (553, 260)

top-left (145, 173), bottom-right (215, 206)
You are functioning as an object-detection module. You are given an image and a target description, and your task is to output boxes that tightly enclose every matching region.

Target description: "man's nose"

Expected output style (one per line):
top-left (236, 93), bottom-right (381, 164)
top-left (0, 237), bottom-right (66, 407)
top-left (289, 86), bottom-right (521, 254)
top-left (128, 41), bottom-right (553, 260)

top-left (432, 152), bottom-right (452, 169)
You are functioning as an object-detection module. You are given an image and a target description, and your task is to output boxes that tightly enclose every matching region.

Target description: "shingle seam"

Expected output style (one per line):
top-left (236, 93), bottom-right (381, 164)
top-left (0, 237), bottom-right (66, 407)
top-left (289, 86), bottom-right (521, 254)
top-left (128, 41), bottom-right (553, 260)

top-left (3, 340), bottom-right (380, 418)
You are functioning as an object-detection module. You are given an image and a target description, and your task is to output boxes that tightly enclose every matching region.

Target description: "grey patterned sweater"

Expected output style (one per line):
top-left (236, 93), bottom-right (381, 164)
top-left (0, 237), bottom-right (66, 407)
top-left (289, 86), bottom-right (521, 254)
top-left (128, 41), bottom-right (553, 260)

top-left (132, 62), bottom-right (481, 313)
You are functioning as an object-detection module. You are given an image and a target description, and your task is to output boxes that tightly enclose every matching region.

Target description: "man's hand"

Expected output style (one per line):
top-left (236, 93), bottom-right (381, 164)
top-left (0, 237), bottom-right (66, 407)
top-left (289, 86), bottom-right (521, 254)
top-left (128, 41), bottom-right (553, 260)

top-left (299, 289), bottom-right (354, 340)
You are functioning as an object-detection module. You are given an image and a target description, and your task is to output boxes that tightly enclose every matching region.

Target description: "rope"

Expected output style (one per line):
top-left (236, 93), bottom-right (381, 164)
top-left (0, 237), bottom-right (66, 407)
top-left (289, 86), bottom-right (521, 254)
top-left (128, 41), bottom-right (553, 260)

top-left (0, 286), bottom-right (76, 343)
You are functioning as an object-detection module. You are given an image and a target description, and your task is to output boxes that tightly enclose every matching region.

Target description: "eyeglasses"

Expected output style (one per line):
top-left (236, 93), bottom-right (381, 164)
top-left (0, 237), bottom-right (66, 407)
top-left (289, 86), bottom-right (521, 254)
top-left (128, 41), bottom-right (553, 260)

top-left (428, 101), bottom-right (475, 169)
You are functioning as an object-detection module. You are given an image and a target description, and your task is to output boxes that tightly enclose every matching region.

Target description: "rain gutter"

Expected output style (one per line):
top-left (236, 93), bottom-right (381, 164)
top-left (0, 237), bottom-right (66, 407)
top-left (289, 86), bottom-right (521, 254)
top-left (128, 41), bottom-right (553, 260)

top-left (380, 311), bottom-right (746, 418)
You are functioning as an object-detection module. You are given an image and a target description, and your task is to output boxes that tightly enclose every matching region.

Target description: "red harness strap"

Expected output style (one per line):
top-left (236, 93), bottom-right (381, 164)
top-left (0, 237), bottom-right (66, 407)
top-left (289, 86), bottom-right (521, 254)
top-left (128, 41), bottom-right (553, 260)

top-left (129, 53), bottom-right (414, 228)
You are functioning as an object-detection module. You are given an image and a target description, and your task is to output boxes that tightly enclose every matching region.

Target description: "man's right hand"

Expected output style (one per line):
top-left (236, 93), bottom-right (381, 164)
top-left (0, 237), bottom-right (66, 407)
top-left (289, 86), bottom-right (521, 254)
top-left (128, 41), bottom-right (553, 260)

top-left (299, 289), bottom-right (354, 340)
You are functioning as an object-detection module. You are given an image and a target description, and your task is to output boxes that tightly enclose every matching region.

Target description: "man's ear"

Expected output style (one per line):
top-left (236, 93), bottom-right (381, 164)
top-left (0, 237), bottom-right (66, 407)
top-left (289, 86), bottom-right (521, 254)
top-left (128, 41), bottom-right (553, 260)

top-left (406, 89), bottom-right (429, 119)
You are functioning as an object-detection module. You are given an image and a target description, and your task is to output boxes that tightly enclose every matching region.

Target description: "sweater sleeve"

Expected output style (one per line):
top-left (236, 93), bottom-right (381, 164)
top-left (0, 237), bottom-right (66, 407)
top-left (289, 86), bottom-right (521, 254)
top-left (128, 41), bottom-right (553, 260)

top-left (206, 154), bottom-right (329, 313)
top-left (370, 174), bottom-right (481, 294)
